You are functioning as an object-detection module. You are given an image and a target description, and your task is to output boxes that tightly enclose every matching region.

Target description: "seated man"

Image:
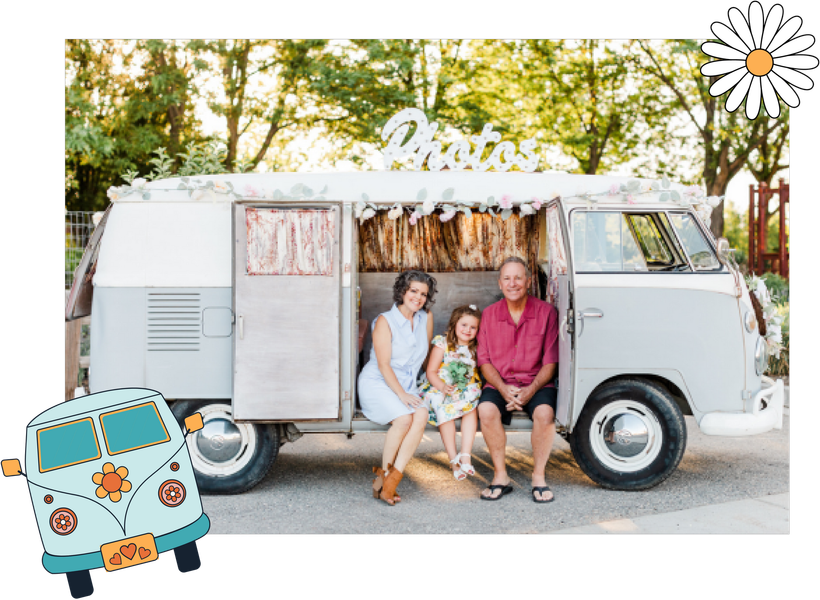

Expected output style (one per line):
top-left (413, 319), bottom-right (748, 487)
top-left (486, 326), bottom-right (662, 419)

top-left (476, 256), bottom-right (559, 503)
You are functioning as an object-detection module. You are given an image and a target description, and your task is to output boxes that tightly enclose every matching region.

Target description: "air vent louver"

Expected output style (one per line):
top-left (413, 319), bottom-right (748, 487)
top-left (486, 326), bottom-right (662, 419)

top-left (147, 293), bottom-right (201, 351)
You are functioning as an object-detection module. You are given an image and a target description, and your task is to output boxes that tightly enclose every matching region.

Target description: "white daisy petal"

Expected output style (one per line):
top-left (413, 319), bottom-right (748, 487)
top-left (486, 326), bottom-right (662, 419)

top-left (772, 64), bottom-right (815, 90)
top-left (774, 54), bottom-right (820, 69)
top-left (701, 41), bottom-right (747, 60)
top-left (768, 70), bottom-right (801, 107)
top-left (745, 77), bottom-right (762, 119)
top-left (701, 59), bottom-right (746, 77)
top-left (767, 16), bottom-right (802, 53)
top-left (760, 75), bottom-right (781, 118)
top-left (729, 7), bottom-right (756, 52)
top-left (748, 1), bottom-right (765, 48)
top-left (760, 4), bottom-right (784, 50)
top-left (725, 72), bottom-right (753, 112)
top-left (771, 34), bottom-right (816, 58)
top-left (711, 22), bottom-right (754, 54)
top-left (709, 67), bottom-right (749, 96)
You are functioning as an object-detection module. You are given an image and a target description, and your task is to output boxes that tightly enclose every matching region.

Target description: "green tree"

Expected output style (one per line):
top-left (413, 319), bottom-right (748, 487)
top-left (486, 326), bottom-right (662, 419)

top-left (635, 39), bottom-right (788, 237)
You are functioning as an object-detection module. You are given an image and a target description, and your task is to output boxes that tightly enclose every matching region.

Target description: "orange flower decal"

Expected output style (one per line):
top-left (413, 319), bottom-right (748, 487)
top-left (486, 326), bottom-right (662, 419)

top-left (50, 508), bottom-right (78, 535)
top-left (92, 462), bottom-right (132, 502)
top-left (159, 479), bottom-right (186, 507)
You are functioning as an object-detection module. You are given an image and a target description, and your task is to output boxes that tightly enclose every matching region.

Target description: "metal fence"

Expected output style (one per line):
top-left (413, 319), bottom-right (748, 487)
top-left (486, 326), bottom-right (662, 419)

top-left (66, 211), bottom-right (96, 289)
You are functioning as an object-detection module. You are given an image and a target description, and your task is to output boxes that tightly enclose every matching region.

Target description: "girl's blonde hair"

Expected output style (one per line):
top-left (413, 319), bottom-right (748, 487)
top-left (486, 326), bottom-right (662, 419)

top-left (445, 305), bottom-right (482, 360)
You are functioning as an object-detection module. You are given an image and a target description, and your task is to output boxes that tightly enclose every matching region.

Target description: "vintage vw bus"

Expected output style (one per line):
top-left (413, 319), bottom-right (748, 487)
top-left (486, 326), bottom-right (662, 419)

top-left (2, 388), bottom-right (209, 598)
top-left (64, 170), bottom-right (784, 496)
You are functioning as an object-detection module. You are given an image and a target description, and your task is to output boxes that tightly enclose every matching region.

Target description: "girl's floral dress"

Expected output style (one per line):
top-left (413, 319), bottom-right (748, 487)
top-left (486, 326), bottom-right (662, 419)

top-left (419, 335), bottom-right (482, 426)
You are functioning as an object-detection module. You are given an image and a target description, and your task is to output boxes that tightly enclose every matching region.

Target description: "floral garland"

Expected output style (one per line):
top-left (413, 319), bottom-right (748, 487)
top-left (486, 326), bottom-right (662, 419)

top-left (746, 274), bottom-right (785, 359)
top-left (107, 176), bottom-right (723, 227)
top-left (355, 177), bottom-right (723, 225)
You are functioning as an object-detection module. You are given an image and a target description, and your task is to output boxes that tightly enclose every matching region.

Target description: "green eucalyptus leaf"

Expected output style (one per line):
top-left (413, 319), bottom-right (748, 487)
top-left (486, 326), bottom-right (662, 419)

top-left (273, 189), bottom-right (283, 200)
top-left (501, 209), bottom-right (513, 221)
top-left (627, 179), bottom-right (641, 192)
top-left (659, 192), bottom-right (670, 202)
top-left (177, 183), bottom-right (187, 190)
top-left (461, 207), bottom-right (472, 218)
top-left (319, 185), bottom-right (328, 194)
top-left (226, 181), bottom-right (234, 191)
top-left (670, 190), bottom-right (681, 202)
top-left (486, 195), bottom-right (495, 206)
top-left (417, 188), bottom-right (427, 201)
top-left (142, 192), bottom-right (151, 200)
top-left (479, 204), bottom-right (487, 213)
top-left (303, 186), bottom-right (314, 198)
top-left (662, 176), bottom-right (671, 189)
top-left (442, 188), bottom-right (455, 201)
top-left (362, 192), bottom-right (370, 202)
top-left (291, 183), bottom-right (304, 196)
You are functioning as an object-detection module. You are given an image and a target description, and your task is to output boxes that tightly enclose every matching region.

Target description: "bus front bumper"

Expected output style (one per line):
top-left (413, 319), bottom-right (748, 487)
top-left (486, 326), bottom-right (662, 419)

top-left (699, 376), bottom-right (785, 436)
top-left (42, 513), bottom-right (210, 574)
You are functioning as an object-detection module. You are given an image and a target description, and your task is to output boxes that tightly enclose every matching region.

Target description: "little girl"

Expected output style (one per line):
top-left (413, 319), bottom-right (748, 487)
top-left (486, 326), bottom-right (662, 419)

top-left (419, 305), bottom-right (482, 480)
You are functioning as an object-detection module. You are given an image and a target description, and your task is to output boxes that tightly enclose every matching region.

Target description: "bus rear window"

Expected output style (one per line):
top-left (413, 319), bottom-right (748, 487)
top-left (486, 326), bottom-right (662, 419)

top-left (38, 418), bottom-right (101, 472)
top-left (100, 402), bottom-right (171, 455)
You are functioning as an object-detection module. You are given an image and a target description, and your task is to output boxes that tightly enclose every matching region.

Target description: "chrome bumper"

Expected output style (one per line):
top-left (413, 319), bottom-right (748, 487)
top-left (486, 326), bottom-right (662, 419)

top-left (699, 376), bottom-right (785, 436)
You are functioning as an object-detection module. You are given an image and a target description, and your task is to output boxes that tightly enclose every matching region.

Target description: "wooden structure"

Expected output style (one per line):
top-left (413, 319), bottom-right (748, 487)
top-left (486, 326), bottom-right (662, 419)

top-left (749, 178), bottom-right (789, 278)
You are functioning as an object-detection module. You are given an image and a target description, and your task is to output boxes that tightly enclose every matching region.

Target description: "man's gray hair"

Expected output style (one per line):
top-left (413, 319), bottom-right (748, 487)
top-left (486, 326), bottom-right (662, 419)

top-left (498, 256), bottom-right (531, 279)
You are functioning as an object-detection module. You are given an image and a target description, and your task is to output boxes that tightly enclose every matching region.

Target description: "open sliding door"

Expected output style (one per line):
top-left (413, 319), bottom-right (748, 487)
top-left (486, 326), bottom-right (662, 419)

top-left (233, 204), bottom-right (341, 421)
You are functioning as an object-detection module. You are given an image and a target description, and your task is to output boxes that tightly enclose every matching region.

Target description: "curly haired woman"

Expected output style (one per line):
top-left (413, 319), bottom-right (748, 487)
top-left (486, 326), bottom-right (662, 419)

top-left (357, 270), bottom-right (436, 505)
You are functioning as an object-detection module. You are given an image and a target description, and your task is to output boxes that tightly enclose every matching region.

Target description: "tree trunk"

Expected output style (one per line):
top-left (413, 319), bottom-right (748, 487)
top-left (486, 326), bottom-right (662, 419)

top-left (707, 177), bottom-right (730, 239)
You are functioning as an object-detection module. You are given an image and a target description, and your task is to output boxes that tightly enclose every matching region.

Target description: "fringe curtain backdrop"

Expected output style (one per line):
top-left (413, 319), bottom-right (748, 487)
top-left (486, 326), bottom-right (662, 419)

top-left (358, 211), bottom-right (543, 297)
top-left (246, 208), bottom-right (335, 276)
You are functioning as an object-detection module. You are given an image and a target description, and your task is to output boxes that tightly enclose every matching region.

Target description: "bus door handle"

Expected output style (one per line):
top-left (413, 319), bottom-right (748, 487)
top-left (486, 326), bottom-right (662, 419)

top-left (238, 315), bottom-right (244, 340)
top-left (576, 309), bottom-right (603, 338)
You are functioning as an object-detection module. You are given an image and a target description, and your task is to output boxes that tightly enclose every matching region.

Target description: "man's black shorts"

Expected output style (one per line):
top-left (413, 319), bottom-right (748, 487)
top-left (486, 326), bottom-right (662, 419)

top-left (478, 386), bottom-right (557, 426)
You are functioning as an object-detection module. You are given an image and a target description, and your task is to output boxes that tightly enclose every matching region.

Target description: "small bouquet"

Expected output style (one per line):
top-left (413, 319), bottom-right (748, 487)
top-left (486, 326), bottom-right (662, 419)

top-left (439, 346), bottom-right (476, 393)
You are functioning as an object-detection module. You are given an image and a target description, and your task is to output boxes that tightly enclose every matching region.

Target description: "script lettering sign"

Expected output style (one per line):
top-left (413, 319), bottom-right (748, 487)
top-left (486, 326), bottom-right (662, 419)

top-left (381, 108), bottom-right (540, 172)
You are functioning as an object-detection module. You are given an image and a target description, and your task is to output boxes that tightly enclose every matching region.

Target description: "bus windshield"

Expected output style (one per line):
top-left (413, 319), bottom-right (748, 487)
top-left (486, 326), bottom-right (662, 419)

top-left (38, 418), bottom-right (101, 472)
top-left (100, 402), bottom-right (171, 455)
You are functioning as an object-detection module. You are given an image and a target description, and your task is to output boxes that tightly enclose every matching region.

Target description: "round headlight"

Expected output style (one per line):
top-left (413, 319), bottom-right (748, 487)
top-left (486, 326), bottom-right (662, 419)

top-left (50, 508), bottom-right (77, 535)
top-left (744, 310), bottom-right (758, 334)
top-left (754, 337), bottom-right (768, 375)
top-left (159, 480), bottom-right (186, 507)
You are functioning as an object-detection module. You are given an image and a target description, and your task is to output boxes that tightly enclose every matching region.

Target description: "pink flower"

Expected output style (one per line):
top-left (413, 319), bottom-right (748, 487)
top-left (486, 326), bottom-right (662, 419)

top-left (440, 210), bottom-right (457, 222)
top-left (243, 185), bottom-right (260, 198)
top-left (531, 197), bottom-right (542, 210)
top-left (627, 194), bottom-right (636, 204)
top-left (609, 184), bottom-right (619, 196)
top-left (498, 195), bottom-right (513, 209)
top-left (409, 212), bottom-right (421, 226)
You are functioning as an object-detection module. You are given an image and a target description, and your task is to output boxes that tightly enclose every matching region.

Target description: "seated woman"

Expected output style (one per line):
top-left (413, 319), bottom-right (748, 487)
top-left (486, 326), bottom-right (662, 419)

top-left (358, 270), bottom-right (436, 506)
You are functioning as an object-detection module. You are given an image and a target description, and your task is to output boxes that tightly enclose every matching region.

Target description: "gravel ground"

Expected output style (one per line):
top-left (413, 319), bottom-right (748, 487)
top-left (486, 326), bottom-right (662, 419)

top-left (201, 412), bottom-right (789, 534)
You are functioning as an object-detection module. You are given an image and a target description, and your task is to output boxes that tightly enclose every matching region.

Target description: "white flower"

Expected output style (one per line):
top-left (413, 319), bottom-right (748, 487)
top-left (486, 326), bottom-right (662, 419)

top-left (387, 206), bottom-right (403, 220)
top-left (132, 178), bottom-right (147, 189)
top-left (519, 203), bottom-right (535, 216)
top-left (440, 210), bottom-right (457, 222)
top-left (360, 208), bottom-right (376, 221)
top-left (91, 212), bottom-right (105, 226)
top-left (700, 1), bottom-right (819, 118)
top-left (706, 195), bottom-right (723, 208)
top-left (213, 181), bottom-right (229, 193)
top-left (106, 187), bottom-right (120, 201)
top-left (191, 189), bottom-right (206, 201)
top-left (422, 199), bottom-right (435, 215)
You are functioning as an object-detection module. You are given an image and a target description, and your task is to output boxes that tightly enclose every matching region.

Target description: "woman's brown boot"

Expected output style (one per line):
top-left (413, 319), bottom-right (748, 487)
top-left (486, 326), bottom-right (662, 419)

top-left (372, 466), bottom-right (386, 499)
top-left (379, 464), bottom-right (404, 506)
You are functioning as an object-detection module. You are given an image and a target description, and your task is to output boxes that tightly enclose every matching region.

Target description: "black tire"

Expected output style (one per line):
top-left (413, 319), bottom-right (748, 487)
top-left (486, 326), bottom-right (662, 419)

top-left (569, 377), bottom-right (687, 491)
top-left (170, 399), bottom-right (279, 494)
top-left (173, 541), bottom-right (201, 573)
top-left (66, 570), bottom-right (93, 598)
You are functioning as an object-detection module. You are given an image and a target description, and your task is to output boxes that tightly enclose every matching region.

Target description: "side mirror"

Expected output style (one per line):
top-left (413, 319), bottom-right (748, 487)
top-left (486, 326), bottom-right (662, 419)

top-left (2, 459), bottom-right (22, 477)
top-left (717, 238), bottom-right (731, 261)
top-left (184, 413), bottom-right (204, 434)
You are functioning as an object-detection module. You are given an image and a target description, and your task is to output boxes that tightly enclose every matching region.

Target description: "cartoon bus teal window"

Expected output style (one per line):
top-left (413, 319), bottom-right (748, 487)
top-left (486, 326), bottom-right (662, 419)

top-left (100, 402), bottom-right (171, 455)
top-left (37, 418), bottom-right (102, 473)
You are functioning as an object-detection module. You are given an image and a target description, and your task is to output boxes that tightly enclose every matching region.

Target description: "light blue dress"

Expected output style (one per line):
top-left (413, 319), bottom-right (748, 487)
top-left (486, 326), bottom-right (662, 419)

top-left (358, 304), bottom-right (430, 425)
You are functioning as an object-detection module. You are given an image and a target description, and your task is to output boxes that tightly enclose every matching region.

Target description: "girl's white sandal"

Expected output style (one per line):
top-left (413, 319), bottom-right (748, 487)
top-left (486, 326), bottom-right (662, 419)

top-left (457, 453), bottom-right (475, 476)
top-left (449, 457), bottom-right (468, 481)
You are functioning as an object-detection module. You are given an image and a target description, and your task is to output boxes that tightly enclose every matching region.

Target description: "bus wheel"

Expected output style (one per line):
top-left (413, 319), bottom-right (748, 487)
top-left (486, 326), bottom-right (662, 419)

top-left (66, 569), bottom-right (93, 598)
top-left (569, 378), bottom-right (687, 491)
top-left (173, 541), bottom-right (201, 572)
top-left (171, 400), bottom-right (279, 494)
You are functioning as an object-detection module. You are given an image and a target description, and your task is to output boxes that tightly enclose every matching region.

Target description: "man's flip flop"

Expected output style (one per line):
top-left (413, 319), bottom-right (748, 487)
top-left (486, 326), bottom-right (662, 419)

top-left (480, 484), bottom-right (513, 501)
top-left (531, 486), bottom-right (555, 503)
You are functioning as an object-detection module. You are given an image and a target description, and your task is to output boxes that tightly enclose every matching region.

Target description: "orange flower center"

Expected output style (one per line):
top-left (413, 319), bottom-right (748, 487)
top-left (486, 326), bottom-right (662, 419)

top-left (747, 49), bottom-right (773, 77)
top-left (102, 472), bottom-right (123, 493)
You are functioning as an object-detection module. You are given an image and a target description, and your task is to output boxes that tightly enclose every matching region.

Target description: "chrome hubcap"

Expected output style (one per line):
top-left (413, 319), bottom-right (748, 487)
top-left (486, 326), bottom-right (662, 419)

top-left (196, 419), bottom-right (243, 462)
top-left (603, 413), bottom-right (649, 458)
top-left (590, 399), bottom-right (663, 473)
top-left (186, 403), bottom-right (257, 477)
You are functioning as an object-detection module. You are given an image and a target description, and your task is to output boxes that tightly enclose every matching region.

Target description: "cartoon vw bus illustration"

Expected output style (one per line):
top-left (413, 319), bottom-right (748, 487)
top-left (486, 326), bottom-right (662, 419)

top-left (2, 387), bottom-right (210, 598)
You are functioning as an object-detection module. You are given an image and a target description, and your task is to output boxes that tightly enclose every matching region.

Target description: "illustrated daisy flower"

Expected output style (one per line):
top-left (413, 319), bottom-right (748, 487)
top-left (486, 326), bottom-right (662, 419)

top-left (92, 462), bottom-right (132, 502)
top-left (701, 1), bottom-right (818, 118)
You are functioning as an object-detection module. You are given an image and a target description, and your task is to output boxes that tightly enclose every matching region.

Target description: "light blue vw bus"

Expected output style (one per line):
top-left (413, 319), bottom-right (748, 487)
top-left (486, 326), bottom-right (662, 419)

top-left (2, 388), bottom-right (209, 598)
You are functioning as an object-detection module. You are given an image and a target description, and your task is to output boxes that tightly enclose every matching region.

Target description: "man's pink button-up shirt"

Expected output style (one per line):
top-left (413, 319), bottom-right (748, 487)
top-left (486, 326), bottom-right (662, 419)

top-left (476, 296), bottom-right (559, 390)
